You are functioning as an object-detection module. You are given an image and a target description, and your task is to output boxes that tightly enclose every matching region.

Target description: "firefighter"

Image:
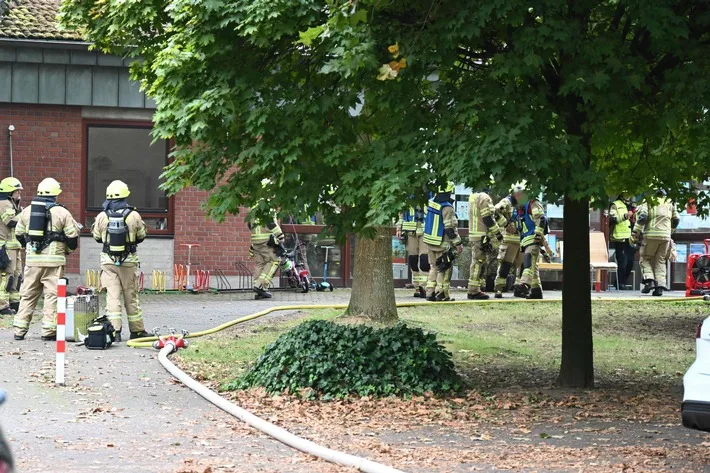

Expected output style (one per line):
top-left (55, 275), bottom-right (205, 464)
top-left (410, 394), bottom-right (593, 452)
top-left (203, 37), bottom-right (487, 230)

top-left (91, 180), bottom-right (150, 341)
top-left (248, 211), bottom-right (284, 300)
top-left (13, 178), bottom-right (79, 341)
top-left (609, 193), bottom-right (635, 289)
top-left (631, 189), bottom-right (679, 296)
top-left (423, 183), bottom-right (461, 302)
top-left (467, 189), bottom-right (503, 300)
top-left (512, 191), bottom-right (547, 299)
top-left (396, 202), bottom-right (429, 298)
top-left (0, 178), bottom-right (23, 315)
top-left (493, 182), bottom-right (526, 298)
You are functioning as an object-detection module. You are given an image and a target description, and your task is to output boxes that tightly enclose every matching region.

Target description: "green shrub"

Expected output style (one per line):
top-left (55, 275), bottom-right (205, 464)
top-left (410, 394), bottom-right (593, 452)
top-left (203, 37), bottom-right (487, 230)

top-left (224, 320), bottom-right (461, 399)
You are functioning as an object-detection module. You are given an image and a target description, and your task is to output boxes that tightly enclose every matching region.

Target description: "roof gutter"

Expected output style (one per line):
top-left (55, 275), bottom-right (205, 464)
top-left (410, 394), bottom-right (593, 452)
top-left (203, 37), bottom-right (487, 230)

top-left (0, 37), bottom-right (92, 50)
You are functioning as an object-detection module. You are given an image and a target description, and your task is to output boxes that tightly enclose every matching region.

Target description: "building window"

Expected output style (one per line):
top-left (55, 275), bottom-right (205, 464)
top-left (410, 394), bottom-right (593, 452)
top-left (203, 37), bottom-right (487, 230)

top-left (84, 123), bottom-right (172, 234)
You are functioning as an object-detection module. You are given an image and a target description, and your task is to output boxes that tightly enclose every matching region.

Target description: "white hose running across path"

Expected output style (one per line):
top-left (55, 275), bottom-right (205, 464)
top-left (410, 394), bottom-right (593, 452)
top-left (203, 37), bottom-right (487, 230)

top-left (158, 343), bottom-right (408, 473)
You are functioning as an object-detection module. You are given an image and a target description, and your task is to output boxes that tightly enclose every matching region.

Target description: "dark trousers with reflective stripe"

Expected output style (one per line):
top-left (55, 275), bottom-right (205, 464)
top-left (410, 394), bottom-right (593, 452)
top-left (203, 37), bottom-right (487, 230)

top-left (612, 240), bottom-right (635, 286)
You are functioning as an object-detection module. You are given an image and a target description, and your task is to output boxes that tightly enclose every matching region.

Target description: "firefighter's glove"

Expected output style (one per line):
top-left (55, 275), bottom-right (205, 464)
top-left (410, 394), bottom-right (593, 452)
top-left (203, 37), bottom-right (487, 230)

top-left (534, 233), bottom-right (544, 245)
top-left (629, 232), bottom-right (639, 247)
top-left (435, 250), bottom-right (455, 272)
top-left (481, 236), bottom-right (492, 253)
top-left (495, 232), bottom-right (504, 242)
top-left (249, 245), bottom-right (254, 258)
top-left (541, 249), bottom-right (552, 263)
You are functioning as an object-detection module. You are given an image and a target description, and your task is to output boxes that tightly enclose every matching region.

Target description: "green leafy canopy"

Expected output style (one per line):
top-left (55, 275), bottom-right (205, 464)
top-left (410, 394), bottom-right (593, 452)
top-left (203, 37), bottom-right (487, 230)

top-left (60, 0), bottom-right (710, 220)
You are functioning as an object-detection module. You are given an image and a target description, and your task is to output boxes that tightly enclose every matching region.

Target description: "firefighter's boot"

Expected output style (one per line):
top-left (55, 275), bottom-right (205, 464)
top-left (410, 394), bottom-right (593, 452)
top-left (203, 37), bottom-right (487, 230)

top-left (513, 283), bottom-right (530, 298)
top-left (526, 287), bottom-right (543, 300)
top-left (130, 330), bottom-right (152, 340)
top-left (253, 287), bottom-right (273, 300)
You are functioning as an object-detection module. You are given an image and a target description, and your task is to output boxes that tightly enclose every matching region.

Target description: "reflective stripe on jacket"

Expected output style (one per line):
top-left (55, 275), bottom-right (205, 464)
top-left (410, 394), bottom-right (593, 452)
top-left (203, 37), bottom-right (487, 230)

top-left (469, 192), bottom-right (499, 238)
top-left (0, 200), bottom-right (21, 250)
top-left (516, 200), bottom-right (545, 247)
top-left (92, 209), bottom-right (147, 266)
top-left (16, 204), bottom-right (79, 267)
top-left (610, 200), bottom-right (631, 241)
top-left (423, 201), bottom-right (453, 247)
top-left (251, 219), bottom-right (283, 244)
top-left (633, 198), bottom-right (678, 240)
top-left (494, 196), bottom-right (520, 244)
top-left (401, 207), bottom-right (426, 234)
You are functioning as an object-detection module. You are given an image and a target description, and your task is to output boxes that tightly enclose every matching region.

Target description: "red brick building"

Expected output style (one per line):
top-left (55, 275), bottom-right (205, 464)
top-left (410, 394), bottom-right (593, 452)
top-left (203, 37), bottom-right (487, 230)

top-left (0, 0), bottom-right (255, 287)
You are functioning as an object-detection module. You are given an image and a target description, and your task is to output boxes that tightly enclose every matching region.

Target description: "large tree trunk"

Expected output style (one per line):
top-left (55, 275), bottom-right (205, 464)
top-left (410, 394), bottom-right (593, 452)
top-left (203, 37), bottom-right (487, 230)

top-left (346, 227), bottom-right (398, 324)
top-left (557, 195), bottom-right (594, 388)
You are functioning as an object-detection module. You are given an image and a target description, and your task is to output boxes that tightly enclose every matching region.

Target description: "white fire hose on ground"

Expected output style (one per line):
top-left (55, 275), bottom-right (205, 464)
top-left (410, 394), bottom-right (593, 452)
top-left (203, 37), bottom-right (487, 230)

top-left (158, 342), bottom-right (408, 473)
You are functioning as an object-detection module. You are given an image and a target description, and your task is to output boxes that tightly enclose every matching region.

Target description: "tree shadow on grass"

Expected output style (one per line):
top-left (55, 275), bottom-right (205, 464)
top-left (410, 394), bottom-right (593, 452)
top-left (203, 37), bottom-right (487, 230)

top-left (596, 313), bottom-right (703, 342)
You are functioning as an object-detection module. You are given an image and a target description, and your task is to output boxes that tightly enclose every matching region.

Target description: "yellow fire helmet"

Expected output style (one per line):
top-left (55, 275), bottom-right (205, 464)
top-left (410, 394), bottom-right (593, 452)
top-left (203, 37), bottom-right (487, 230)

top-left (0, 177), bottom-right (22, 193)
top-left (106, 180), bottom-right (131, 199)
top-left (441, 181), bottom-right (455, 193)
top-left (37, 177), bottom-right (62, 196)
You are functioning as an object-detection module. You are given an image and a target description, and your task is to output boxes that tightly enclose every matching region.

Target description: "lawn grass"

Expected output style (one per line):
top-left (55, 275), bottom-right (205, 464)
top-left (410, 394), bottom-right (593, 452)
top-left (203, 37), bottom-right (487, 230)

top-left (177, 300), bottom-right (706, 390)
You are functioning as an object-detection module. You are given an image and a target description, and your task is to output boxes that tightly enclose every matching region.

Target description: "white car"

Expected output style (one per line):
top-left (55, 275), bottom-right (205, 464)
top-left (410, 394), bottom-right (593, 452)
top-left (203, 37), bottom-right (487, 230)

top-left (682, 316), bottom-right (710, 432)
top-left (0, 389), bottom-right (13, 473)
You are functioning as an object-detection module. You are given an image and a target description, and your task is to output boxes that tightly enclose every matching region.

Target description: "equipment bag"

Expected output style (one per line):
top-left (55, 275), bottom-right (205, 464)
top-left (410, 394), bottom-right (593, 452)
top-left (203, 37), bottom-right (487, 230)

top-left (0, 245), bottom-right (9, 271)
top-left (104, 208), bottom-right (132, 264)
top-left (85, 315), bottom-right (116, 350)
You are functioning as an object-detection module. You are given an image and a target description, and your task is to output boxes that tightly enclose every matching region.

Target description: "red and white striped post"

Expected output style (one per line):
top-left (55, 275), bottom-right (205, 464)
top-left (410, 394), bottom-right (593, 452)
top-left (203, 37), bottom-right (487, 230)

top-left (56, 279), bottom-right (67, 386)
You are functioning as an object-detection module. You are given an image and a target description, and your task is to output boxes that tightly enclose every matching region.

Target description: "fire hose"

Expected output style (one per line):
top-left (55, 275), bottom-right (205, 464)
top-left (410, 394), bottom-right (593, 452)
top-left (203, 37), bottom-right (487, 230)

top-left (158, 341), bottom-right (406, 473)
top-left (128, 296), bottom-right (707, 473)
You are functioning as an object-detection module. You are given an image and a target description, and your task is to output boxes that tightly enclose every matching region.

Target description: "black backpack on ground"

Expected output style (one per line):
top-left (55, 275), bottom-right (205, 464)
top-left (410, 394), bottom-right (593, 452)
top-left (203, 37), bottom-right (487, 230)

top-left (85, 315), bottom-right (116, 350)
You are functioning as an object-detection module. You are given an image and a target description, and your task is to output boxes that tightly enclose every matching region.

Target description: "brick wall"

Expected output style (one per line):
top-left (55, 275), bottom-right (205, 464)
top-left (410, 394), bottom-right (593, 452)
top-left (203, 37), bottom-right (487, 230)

top-left (0, 104), bottom-right (253, 279)
top-left (0, 104), bottom-right (83, 273)
top-left (174, 188), bottom-right (252, 275)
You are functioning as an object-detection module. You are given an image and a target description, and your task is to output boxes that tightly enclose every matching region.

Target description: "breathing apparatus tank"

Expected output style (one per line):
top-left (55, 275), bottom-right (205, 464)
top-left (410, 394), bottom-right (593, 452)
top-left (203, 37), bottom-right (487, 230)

top-left (28, 200), bottom-right (51, 252)
top-left (105, 209), bottom-right (131, 265)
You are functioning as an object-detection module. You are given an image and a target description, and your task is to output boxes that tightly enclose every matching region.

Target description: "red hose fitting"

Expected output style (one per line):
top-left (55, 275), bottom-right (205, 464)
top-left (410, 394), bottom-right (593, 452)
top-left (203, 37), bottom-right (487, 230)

top-left (153, 334), bottom-right (189, 350)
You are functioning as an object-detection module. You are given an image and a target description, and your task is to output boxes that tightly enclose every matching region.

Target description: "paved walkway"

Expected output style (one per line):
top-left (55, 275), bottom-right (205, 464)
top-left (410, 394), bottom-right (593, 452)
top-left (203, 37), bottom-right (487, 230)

top-left (0, 288), bottom-right (694, 473)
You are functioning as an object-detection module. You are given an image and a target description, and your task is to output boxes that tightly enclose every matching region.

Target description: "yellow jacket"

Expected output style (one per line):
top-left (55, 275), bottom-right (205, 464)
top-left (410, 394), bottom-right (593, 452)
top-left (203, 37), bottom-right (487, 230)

top-left (469, 192), bottom-right (500, 238)
top-left (0, 199), bottom-right (21, 250)
top-left (92, 209), bottom-right (147, 266)
top-left (633, 198), bottom-right (679, 241)
top-left (16, 204), bottom-right (79, 267)
top-left (494, 196), bottom-right (520, 244)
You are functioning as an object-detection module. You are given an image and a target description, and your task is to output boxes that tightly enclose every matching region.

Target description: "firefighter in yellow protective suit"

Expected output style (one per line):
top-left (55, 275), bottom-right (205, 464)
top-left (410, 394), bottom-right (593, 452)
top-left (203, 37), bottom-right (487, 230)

top-left (512, 192), bottom-right (547, 300)
top-left (493, 182), bottom-right (526, 298)
top-left (396, 204), bottom-right (429, 298)
top-left (467, 190), bottom-right (503, 300)
top-left (424, 184), bottom-right (462, 302)
top-left (249, 213), bottom-right (284, 300)
top-left (91, 180), bottom-right (150, 341)
top-left (13, 178), bottom-right (79, 341)
top-left (0, 178), bottom-right (23, 315)
top-left (631, 189), bottom-right (679, 296)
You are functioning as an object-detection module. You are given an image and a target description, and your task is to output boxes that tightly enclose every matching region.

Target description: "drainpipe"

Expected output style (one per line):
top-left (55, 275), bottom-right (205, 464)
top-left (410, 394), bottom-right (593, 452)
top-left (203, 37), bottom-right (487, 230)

top-left (7, 125), bottom-right (14, 177)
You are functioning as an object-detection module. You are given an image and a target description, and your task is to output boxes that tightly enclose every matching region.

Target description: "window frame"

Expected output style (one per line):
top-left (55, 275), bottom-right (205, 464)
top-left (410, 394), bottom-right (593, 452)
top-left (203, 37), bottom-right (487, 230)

top-left (81, 119), bottom-right (175, 236)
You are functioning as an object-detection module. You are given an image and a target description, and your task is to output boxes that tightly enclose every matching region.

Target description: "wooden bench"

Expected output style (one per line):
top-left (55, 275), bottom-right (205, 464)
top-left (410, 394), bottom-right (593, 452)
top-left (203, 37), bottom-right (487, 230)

top-left (538, 232), bottom-right (618, 290)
